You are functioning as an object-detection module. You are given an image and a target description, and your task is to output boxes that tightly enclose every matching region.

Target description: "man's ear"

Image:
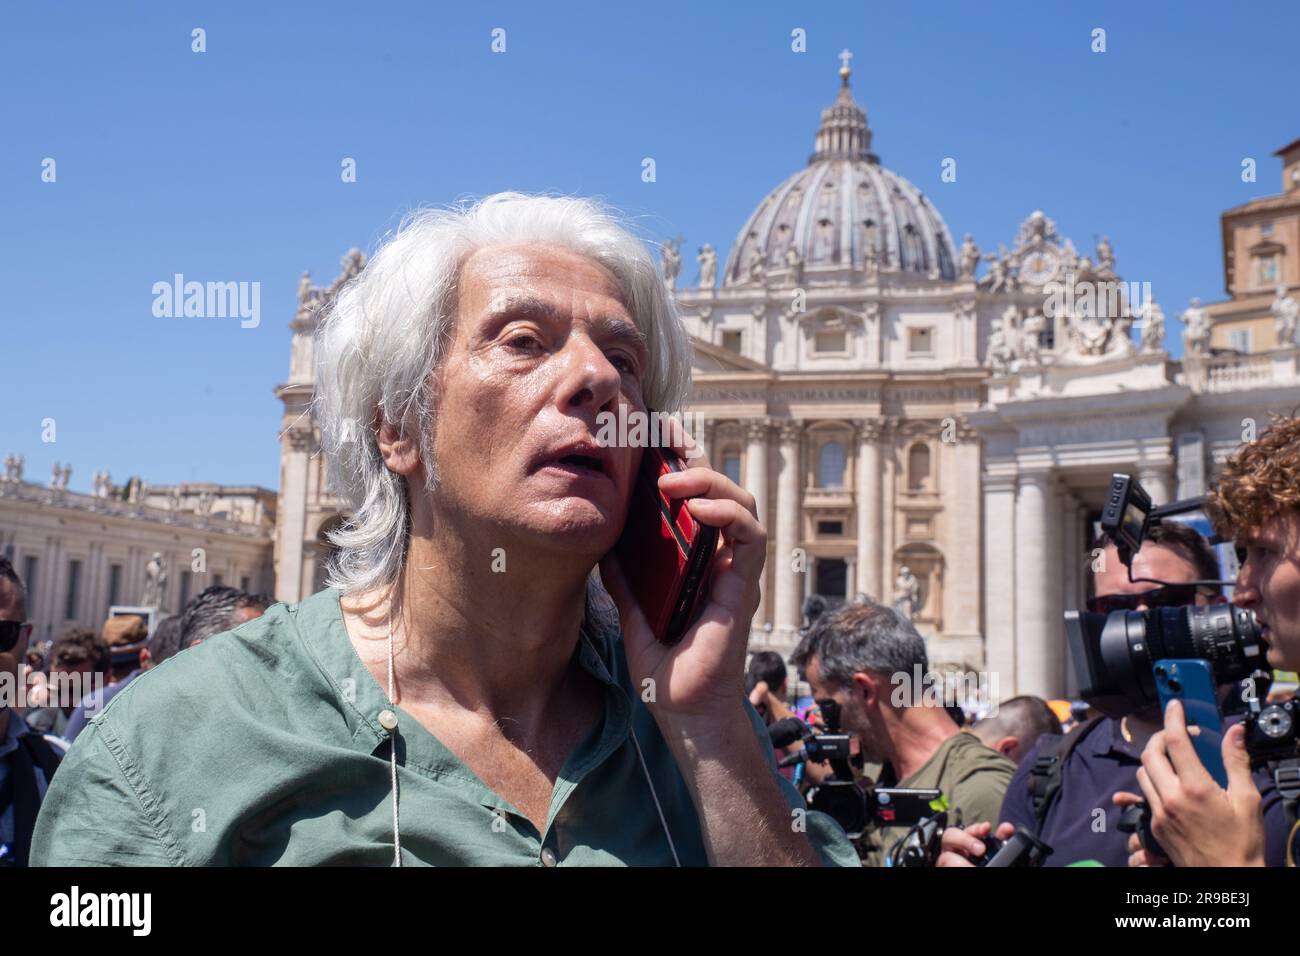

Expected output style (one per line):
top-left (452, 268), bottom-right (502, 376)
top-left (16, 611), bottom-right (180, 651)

top-left (854, 671), bottom-right (881, 707)
top-left (139, 648), bottom-right (153, 670)
top-left (996, 735), bottom-right (1020, 759)
top-left (376, 418), bottom-right (422, 477)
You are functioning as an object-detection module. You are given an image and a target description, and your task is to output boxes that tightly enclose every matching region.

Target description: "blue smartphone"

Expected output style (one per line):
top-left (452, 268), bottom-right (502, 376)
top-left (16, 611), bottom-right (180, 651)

top-left (1154, 659), bottom-right (1228, 788)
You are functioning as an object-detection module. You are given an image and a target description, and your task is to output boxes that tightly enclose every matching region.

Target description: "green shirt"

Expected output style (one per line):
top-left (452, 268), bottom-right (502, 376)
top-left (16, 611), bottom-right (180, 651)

top-left (859, 731), bottom-right (1015, 867)
top-left (32, 588), bottom-right (856, 867)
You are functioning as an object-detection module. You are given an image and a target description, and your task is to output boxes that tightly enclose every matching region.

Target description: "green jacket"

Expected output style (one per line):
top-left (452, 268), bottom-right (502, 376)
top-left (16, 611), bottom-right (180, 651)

top-left (32, 588), bottom-right (857, 867)
top-left (860, 731), bottom-right (1016, 866)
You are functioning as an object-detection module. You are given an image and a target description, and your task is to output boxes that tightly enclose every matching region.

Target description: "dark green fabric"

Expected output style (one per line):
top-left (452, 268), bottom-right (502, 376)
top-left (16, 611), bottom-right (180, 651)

top-left (33, 588), bottom-right (857, 867)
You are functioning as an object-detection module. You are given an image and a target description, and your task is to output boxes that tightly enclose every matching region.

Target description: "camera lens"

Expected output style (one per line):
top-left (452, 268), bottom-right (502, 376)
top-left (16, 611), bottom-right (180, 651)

top-left (1077, 604), bottom-right (1266, 712)
top-left (1259, 704), bottom-right (1293, 740)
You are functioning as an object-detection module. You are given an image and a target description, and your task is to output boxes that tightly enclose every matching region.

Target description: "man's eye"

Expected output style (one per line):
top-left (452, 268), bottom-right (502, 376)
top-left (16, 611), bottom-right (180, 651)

top-left (506, 334), bottom-right (541, 351)
top-left (609, 353), bottom-right (637, 374)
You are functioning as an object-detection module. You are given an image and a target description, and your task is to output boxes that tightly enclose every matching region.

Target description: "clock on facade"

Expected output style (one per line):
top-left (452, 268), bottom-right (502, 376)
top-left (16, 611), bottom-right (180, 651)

top-left (1019, 246), bottom-right (1061, 286)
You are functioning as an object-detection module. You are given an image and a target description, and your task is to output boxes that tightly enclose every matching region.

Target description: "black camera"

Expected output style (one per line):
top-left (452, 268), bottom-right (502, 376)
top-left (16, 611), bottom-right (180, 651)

top-left (1067, 473), bottom-right (1264, 717)
top-left (977, 827), bottom-right (1054, 867)
top-left (1065, 604), bottom-right (1265, 717)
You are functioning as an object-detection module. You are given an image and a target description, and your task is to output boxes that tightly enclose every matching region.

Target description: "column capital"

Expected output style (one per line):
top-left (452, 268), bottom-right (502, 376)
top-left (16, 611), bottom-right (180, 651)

top-left (744, 417), bottom-right (772, 442)
top-left (777, 419), bottom-right (803, 443)
top-left (853, 418), bottom-right (885, 443)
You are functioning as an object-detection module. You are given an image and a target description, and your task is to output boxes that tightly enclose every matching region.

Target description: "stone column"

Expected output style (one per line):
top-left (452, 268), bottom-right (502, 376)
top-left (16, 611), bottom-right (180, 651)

top-left (1013, 469), bottom-right (1064, 697)
top-left (277, 428), bottom-right (313, 603)
top-left (773, 420), bottom-right (803, 641)
top-left (701, 419), bottom-right (718, 468)
top-left (1137, 461), bottom-right (1175, 507)
top-left (855, 420), bottom-right (883, 602)
top-left (880, 418), bottom-right (898, 591)
top-left (844, 555), bottom-right (856, 600)
top-left (983, 471), bottom-right (1017, 691)
top-left (744, 418), bottom-right (771, 629)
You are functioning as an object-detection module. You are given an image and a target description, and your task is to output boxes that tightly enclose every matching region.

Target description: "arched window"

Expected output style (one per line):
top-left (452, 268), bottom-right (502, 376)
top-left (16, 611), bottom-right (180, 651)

top-left (908, 443), bottom-right (931, 491)
top-left (818, 440), bottom-right (845, 489)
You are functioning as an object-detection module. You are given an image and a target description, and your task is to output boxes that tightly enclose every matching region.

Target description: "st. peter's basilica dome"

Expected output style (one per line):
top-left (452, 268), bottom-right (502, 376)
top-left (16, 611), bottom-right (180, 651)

top-left (723, 62), bottom-right (957, 286)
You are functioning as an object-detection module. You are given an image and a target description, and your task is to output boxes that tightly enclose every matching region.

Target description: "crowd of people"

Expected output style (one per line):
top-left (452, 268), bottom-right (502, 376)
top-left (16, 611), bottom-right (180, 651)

top-left (0, 579), bottom-right (268, 866)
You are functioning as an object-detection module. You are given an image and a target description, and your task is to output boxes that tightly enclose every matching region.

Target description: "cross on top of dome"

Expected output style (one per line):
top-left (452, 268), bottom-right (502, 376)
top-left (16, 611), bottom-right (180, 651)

top-left (810, 53), bottom-right (876, 165)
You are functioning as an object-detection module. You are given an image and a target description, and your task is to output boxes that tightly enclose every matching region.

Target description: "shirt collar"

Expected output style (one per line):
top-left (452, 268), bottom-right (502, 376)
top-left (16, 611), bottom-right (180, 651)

top-left (294, 588), bottom-right (625, 755)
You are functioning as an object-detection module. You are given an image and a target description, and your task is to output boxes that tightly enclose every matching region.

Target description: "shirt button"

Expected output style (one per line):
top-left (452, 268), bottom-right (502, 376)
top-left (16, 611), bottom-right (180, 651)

top-left (378, 709), bottom-right (398, 731)
top-left (540, 847), bottom-right (558, 868)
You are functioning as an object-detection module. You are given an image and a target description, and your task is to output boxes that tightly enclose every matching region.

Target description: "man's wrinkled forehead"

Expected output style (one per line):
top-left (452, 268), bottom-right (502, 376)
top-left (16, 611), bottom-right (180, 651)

top-left (458, 243), bottom-right (629, 319)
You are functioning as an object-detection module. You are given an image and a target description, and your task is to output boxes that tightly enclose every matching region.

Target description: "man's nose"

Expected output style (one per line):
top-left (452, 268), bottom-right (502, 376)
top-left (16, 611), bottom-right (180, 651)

top-left (558, 337), bottom-right (622, 412)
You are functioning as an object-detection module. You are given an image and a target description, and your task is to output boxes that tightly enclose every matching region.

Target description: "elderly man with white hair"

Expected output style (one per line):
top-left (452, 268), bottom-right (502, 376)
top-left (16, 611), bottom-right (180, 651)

top-left (32, 193), bottom-right (856, 866)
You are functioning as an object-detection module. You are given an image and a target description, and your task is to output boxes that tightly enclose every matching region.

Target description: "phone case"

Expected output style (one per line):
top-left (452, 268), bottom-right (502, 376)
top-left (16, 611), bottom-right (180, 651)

top-left (613, 447), bottom-right (719, 644)
top-left (1154, 659), bottom-right (1228, 788)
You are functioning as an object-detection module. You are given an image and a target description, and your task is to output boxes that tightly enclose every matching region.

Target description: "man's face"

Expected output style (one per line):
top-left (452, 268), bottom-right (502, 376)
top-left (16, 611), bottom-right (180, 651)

top-left (1235, 511), bottom-right (1300, 671)
top-left (804, 655), bottom-right (887, 762)
top-left (1093, 542), bottom-right (1212, 607)
top-left (0, 582), bottom-right (30, 714)
top-left (422, 243), bottom-right (647, 558)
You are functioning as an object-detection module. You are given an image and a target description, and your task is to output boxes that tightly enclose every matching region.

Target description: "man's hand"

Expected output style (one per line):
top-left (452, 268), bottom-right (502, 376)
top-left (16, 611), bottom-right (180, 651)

top-left (1111, 792), bottom-right (1172, 867)
top-left (1132, 699), bottom-right (1266, 867)
top-left (935, 821), bottom-right (1015, 867)
top-left (599, 431), bottom-right (762, 724)
top-left (600, 428), bottom-right (820, 866)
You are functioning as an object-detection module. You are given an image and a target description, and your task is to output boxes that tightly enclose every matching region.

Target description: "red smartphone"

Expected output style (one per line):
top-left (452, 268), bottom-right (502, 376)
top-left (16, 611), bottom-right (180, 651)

top-left (613, 446), bottom-right (719, 644)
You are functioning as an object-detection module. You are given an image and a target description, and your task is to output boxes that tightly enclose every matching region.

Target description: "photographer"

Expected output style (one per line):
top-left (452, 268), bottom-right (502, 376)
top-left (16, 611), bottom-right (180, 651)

top-left (792, 600), bottom-right (1015, 866)
top-left (941, 521), bottom-right (1291, 866)
top-left (1120, 414), bottom-right (1300, 866)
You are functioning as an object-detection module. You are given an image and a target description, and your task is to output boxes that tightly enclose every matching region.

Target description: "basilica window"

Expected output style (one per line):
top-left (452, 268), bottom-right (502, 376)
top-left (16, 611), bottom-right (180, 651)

top-left (722, 329), bottom-right (743, 353)
top-left (1258, 254), bottom-right (1279, 285)
top-left (64, 559), bottom-right (82, 621)
top-left (721, 448), bottom-right (742, 486)
top-left (908, 327), bottom-right (934, 355)
top-left (814, 328), bottom-right (847, 353)
top-left (907, 442), bottom-right (932, 491)
top-left (818, 440), bottom-right (846, 489)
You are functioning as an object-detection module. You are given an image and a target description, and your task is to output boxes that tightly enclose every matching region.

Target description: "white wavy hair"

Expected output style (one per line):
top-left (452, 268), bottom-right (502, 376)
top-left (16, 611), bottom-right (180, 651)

top-left (313, 192), bottom-right (693, 596)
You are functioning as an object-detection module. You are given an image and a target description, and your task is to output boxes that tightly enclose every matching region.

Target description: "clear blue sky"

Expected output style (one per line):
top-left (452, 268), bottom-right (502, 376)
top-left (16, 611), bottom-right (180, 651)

top-left (2, 0), bottom-right (1295, 492)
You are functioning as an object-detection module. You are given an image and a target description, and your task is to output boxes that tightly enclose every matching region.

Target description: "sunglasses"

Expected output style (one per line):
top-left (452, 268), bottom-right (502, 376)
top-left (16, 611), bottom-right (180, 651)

top-left (0, 620), bottom-right (32, 654)
top-left (1087, 584), bottom-right (1200, 616)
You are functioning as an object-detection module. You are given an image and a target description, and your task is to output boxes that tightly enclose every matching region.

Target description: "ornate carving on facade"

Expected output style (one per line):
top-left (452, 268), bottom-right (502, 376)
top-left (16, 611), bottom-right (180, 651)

top-left (697, 244), bottom-right (718, 289)
top-left (661, 239), bottom-right (681, 288)
top-left (853, 418), bottom-right (885, 443)
top-left (785, 245), bottom-right (804, 285)
top-left (1181, 298), bottom-right (1211, 358)
top-left (744, 417), bottom-right (772, 442)
top-left (1139, 298), bottom-right (1166, 353)
top-left (48, 462), bottom-right (71, 491)
top-left (3, 453), bottom-right (26, 483)
top-left (958, 234), bottom-right (980, 279)
top-left (1272, 284), bottom-right (1299, 347)
top-left (893, 565), bottom-right (921, 620)
top-left (141, 552), bottom-right (168, 609)
top-left (778, 419), bottom-right (804, 443)
top-left (292, 250), bottom-right (367, 333)
top-left (286, 427), bottom-right (315, 453)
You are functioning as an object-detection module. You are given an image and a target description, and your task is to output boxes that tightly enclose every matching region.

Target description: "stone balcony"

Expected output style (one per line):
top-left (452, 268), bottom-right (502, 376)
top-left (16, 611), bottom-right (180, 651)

top-left (0, 480), bottom-right (272, 540)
